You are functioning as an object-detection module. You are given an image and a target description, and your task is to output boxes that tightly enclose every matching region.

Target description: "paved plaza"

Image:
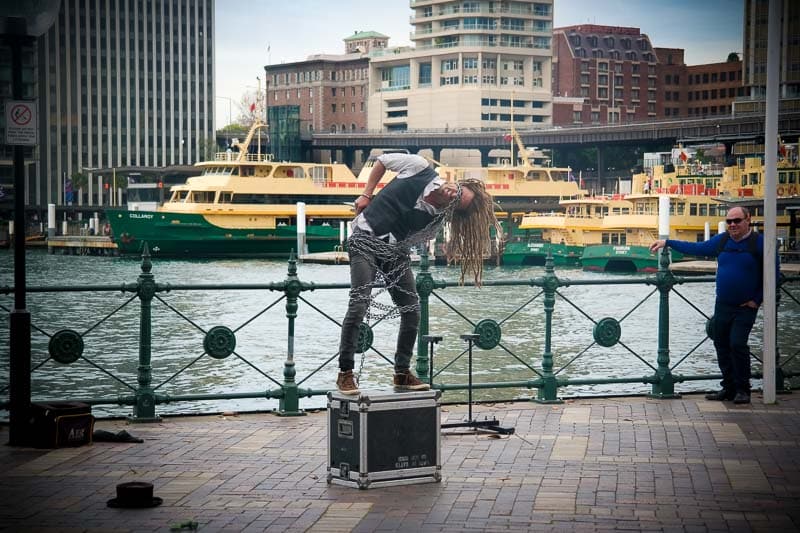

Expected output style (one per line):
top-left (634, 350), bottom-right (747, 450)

top-left (1, 392), bottom-right (799, 532)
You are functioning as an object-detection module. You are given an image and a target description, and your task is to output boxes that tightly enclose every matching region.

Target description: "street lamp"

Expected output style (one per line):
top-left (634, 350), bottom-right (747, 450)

top-left (216, 96), bottom-right (234, 147)
top-left (2, 0), bottom-right (62, 447)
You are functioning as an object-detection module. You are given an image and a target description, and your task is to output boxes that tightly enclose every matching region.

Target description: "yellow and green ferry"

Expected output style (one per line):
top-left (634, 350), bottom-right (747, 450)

top-left (108, 120), bottom-right (366, 257)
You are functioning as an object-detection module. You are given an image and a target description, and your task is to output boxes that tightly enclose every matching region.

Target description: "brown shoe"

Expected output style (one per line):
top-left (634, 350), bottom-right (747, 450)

top-left (336, 370), bottom-right (359, 395)
top-left (393, 370), bottom-right (430, 391)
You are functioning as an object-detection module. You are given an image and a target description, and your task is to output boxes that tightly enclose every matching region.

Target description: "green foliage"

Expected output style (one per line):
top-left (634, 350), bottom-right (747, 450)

top-left (197, 136), bottom-right (218, 162)
top-left (70, 172), bottom-right (88, 190)
top-left (727, 52), bottom-right (740, 62)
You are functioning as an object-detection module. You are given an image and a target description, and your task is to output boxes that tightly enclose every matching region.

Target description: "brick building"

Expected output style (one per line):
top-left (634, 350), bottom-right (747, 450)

top-left (552, 25), bottom-right (661, 126)
top-left (684, 60), bottom-right (745, 118)
top-left (552, 24), bottom-right (745, 126)
top-left (264, 31), bottom-right (387, 139)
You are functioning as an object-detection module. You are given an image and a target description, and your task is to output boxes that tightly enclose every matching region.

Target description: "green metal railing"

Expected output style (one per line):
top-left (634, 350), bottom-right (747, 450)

top-left (1, 245), bottom-right (798, 420)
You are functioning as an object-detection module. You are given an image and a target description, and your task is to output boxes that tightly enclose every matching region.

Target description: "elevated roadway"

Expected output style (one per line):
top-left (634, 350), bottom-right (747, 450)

top-left (312, 112), bottom-right (800, 165)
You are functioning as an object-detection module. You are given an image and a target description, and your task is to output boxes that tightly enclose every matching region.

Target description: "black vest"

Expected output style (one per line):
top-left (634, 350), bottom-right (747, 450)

top-left (364, 166), bottom-right (438, 241)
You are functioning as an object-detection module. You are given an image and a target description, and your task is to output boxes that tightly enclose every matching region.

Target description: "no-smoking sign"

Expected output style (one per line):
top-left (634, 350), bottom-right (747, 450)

top-left (5, 100), bottom-right (37, 146)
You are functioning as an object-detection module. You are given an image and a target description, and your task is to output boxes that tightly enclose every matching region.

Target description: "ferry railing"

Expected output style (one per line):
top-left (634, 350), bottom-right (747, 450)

top-left (1, 245), bottom-right (799, 421)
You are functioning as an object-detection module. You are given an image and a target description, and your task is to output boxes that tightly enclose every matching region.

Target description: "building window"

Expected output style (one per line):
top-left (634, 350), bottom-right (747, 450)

top-left (463, 57), bottom-right (478, 69)
top-left (419, 63), bottom-right (432, 85)
top-left (463, 75), bottom-right (478, 84)
top-left (332, 88), bottom-right (336, 96)
top-left (441, 76), bottom-right (459, 85)
top-left (573, 110), bottom-right (582, 122)
top-left (331, 104), bottom-right (336, 113)
top-left (441, 59), bottom-right (459, 72)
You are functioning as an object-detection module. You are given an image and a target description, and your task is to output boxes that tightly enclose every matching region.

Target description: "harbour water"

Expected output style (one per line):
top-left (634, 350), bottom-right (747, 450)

top-left (0, 249), bottom-right (793, 418)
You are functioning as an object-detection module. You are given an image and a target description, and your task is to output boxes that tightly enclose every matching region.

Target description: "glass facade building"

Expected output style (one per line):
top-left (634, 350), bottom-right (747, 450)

top-left (32, 0), bottom-right (215, 209)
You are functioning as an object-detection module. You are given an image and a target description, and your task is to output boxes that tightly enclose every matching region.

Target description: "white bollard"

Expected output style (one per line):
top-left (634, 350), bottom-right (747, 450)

top-left (339, 221), bottom-right (345, 246)
top-left (48, 203), bottom-right (56, 239)
top-left (296, 202), bottom-right (307, 256)
top-left (94, 213), bottom-right (100, 236)
top-left (704, 221), bottom-right (710, 241)
top-left (8, 220), bottom-right (13, 237)
top-left (658, 196), bottom-right (670, 239)
top-left (62, 220), bottom-right (69, 236)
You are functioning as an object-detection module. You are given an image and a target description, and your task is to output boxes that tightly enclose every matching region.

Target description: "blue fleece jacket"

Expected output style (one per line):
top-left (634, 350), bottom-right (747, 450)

top-left (666, 232), bottom-right (777, 306)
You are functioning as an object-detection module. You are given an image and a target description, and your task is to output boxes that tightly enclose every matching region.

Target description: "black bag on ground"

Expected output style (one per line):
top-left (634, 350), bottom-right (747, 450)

top-left (30, 401), bottom-right (94, 448)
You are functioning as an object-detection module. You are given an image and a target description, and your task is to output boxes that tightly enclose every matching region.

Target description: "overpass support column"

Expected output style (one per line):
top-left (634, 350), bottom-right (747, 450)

top-left (342, 148), bottom-right (355, 169)
top-left (430, 148), bottom-right (442, 163)
top-left (480, 147), bottom-right (491, 168)
top-left (596, 146), bottom-right (604, 193)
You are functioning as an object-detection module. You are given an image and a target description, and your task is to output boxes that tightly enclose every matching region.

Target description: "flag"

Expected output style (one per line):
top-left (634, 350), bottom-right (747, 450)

top-left (679, 151), bottom-right (687, 162)
top-left (779, 144), bottom-right (787, 158)
top-left (250, 103), bottom-right (256, 112)
top-left (503, 134), bottom-right (512, 142)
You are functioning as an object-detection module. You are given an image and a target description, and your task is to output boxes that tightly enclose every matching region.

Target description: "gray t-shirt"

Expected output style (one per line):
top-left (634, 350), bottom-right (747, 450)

top-left (351, 153), bottom-right (445, 239)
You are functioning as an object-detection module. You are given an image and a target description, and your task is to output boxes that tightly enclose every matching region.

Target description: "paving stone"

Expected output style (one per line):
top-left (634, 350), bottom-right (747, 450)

top-left (1, 393), bottom-right (799, 531)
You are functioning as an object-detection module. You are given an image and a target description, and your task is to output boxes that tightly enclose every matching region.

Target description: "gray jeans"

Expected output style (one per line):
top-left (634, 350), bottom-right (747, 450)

top-left (338, 249), bottom-right (419, 373)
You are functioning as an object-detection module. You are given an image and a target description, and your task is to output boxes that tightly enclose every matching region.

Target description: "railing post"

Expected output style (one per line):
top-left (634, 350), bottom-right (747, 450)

top-left (649, 247), bottom-right (680, 398)
top-left (535, 252), bottom-right (562, 403)
top-left (130, 244), bottom-right (161, 422)
top-left (278, 252), bottom-right (306, 416)
top-left (415, 252), bottom-right (434, 380)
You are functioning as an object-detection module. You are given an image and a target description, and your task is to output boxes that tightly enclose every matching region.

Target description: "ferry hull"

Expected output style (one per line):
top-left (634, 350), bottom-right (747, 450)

top-left (581, 245), bottom-right (685, 273)
top-left (108, 209), bottom-right (342, 258)
top-left (502, 241), bottom-right (582, 266)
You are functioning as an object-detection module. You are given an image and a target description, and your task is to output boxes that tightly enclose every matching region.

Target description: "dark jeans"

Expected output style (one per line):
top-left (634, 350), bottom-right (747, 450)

top-left (712, 302), bottom-right (758, 393)
top-left (338, 249), bottom-right (419, 373)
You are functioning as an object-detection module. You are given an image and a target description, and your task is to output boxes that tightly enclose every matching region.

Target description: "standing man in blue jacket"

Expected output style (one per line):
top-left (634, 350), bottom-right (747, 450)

top-left (650, 206), bottom-right (777, 404)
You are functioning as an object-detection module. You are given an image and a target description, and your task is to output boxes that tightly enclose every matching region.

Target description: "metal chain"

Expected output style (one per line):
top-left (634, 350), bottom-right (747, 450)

top-left (349, 185), bottom-right (463, 382)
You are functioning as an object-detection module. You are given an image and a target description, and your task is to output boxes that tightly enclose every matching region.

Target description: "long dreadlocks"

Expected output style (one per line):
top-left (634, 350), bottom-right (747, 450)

top-left (445, 179), bottom-right (503, 286)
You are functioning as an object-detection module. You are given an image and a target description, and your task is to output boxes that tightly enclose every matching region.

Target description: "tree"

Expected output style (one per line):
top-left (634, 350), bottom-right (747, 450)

top-left (197, 136), bottom-right (219, 162)
top-left (70, 171), bottom-right (88, 191)
top-left (236, 88), bottom-right (263, 126)
top-left (727, 52), bottom-right (740, 62)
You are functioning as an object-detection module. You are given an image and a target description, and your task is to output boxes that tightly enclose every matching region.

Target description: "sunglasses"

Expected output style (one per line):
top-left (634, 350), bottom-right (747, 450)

top-left (725, 217), bottom-right (746, 225)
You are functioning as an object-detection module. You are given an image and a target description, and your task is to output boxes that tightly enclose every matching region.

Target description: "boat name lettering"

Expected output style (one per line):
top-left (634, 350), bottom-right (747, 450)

top-left (527, 243), bottom-right (544, 249)
top-left (614, 246), bottom-right (630, 253)
top-left (129, 213), bottom-right (154, 219)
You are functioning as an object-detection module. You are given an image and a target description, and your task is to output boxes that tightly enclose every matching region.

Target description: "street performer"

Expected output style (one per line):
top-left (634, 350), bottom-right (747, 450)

top-left (336, 153), bottom-right (500, 395)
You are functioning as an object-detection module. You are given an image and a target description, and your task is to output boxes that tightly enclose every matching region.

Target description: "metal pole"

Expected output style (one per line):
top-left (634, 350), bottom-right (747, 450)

top-left (8, 31), bottom-right (32, 446)
top-left (762, 0), bottom-right (780, 404)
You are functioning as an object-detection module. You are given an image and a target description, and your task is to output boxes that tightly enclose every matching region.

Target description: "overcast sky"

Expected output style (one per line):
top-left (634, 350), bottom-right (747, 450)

top-left (214, 0), bottom-right (743, 125)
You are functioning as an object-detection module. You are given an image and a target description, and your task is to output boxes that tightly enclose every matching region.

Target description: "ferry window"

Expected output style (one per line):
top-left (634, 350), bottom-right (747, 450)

top-left (749, 172), bottom-right (758, 185)
top-left (779, 172), bottom-right (787, 184)
top-left (602, 233), bottom-right (610, 244)
top-left (699, 204), bottom-right (708, 216)
top-left (231, 168), bottom-right (239, 175)
top-left (709, 204), bottom-right (718, 216)
top-left (718, 206), bottom-right (728, 217)
top-left (175, 191), bottom-right (189, 202)
top-left (675, 203), bottom-right (685, 215)
top-left (689, 203), bottom-right (698, 216)
top-left (789, 171), bottom-right (797, 184)
top-left (191, 191), bottom-right (214, 203)
top-left (219, 191), bottom-right (233, 203)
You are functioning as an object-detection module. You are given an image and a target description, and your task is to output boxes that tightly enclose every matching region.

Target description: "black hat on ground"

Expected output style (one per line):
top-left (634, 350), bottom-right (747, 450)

top-left (107, 481), bottom-right (163, 508)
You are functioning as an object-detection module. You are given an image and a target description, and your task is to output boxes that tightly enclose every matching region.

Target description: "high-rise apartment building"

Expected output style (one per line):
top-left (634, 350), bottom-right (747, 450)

top-left (367, 0), bottom-right (554, 131)
top-left (31, 0), bottom-right (214, 209)
top-left (737, 0), bottom-right (800, 114)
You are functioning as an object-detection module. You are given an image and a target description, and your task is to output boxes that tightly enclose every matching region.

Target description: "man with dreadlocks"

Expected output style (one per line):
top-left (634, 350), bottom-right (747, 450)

top-left (336, 152), bottom-right (500, 395)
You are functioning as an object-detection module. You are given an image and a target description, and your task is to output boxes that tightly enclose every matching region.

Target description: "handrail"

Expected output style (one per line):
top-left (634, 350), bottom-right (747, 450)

top-left (1, 248), bottom-right (797, 419)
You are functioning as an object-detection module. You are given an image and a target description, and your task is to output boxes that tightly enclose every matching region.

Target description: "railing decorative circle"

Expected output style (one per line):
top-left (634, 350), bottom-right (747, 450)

top-left (356, 322), bottom-right (374, 353)
top-left (593, 317), bottom-right (621, 347)
top-left (204, 326), bottom-right (236, 359)
top-left (49, 329), bottom-right (84, 364)
top-left (706, 316), bottom-right (715, 341)
top-left (474, 319), bottom-right (502, 350)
